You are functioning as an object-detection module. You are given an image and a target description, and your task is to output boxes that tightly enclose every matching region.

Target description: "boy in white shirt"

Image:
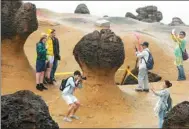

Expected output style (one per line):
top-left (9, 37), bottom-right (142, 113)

top-left (62, 70), bottom-right (83, 122)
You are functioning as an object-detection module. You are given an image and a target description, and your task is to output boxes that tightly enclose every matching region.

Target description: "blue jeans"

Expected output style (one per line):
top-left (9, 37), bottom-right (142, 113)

top-left (158, 110), bottom-right (166, 128)
top-left (50, 59), bottom-right (58, 80)
top-left (177, 65), bottom-right (186, 80)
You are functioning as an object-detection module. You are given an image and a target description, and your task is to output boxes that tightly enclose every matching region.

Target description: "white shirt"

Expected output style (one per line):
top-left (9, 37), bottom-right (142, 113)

top-left (153, 88), bottom-right (170, 116)
top-left (136, 48), bottom-right (150, 70)
top-left (62, 77), bottom-right (83, 95)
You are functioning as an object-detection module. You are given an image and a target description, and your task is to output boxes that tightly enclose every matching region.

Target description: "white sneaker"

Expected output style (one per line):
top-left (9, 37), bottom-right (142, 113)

top-left (135, 87), bottom-right (143, 92)
top-left (63, 117), bottom-right (72, 122)
top-left (70, 115), bottom-right (79, 120)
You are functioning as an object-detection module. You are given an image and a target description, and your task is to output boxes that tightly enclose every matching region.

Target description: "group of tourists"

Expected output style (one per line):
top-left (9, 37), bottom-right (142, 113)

top-left (36, 29), bottom-right (61, 91)
top-left (35, 28), bottom-right (83, 122)
top-left (134, 30), bottom-right (187, 128)
top-left (35, 28), bottom-right (187, 127)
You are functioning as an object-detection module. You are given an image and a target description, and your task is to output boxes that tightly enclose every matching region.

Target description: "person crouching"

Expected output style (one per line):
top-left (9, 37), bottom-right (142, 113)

top-left (62, 70), bottom-right (83, 122)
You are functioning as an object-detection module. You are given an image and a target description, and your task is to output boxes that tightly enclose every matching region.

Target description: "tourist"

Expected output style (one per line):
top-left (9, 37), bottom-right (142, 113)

top-left (151, 80), bottom-right (172, 128)
top-left (135, 42), bottom-right (150, 92)
top-left (171, 30), bottom-right (187, 81)
top-left (44, 29), bottom-right (55, 84)
top-left (62, 70), bottom-right (83, 122)
top-left (36, 33), bottom-right (48, 91)
top-left (50, 29), bottom-right (61, 82)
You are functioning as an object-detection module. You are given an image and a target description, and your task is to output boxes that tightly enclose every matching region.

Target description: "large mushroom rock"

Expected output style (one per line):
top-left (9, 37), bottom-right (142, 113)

top-left (73, 29), bottom-right (125, 85)
top-left (74, 3), bottom-right (90, 14)
top-left (1, 0), bottom-right (38, 93)
top-left (73, 29), bottom-right (131, 125)
top-left (163, 101), bottom-right (189, 129)
top-left (123, 67), bottom-right (162, 85)
top-left (1, 90), bottom-right (59, 129)
top-left (168, 17), bottom-right (185, 26)
top-left (125, 5), bottom-right (163, 23)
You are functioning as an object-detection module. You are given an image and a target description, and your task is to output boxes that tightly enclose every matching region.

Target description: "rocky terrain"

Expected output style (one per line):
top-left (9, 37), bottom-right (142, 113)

top-left (1, 1), bottom-right (189, 128)
top-left (163, 101), bottom-right (189, 129)
top-left (1, 90), bottom-right (59, 129)
top-left (125, 5), bottom-right (163, 23)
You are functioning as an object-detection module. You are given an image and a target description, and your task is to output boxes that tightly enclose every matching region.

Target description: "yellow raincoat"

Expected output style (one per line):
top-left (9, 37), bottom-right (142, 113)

top-left (46, 29), bottom-right (54, 56)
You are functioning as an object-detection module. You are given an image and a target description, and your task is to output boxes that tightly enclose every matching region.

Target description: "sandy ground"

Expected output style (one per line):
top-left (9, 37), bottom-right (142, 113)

top-left (1, 9), bottom-right (189, 128)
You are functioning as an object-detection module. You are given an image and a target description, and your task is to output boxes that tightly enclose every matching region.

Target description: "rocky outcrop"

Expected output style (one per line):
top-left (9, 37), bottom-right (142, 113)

top-left (74, 4), bottom-right (90, 14)
top-left (73, 29), bottom-right (125, 70)
top-left (168, 17), bottom-right (185, 26)
top-left (125, 12), bottom-right (137, 20)
top-left (125, 5), bottom-right (163, 23)
top-left (73, 29), bottom-right (126, 108)
top-left (163, 101), bottom-right (189, 129)
top-left (123, 68), bottom-right (162, 85)
top-left (1, 0), bottom-right (38, 90)
top-left (1, 90), bottom-right (59, 129)
top-left (2, 0), bottom-right (38, 40)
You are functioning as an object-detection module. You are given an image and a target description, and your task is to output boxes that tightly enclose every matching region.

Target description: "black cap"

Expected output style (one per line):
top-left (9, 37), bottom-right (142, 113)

top-left (141, 42), bottom-right (149, 47)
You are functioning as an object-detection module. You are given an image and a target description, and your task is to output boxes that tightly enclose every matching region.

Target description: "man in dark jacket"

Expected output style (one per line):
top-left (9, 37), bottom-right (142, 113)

top-left (50, 29), bottom-right (61, 82)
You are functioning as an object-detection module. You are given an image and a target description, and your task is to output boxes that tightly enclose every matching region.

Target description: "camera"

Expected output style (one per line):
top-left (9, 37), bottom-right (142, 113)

top-left (81, 76), bottom-right (87, 80)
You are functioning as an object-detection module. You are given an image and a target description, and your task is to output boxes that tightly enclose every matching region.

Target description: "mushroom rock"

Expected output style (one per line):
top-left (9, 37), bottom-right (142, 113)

top-left (73, 29), bottom-right (125, 86)
top-left (1, 90), bottom-right (59, 129)
top-left (74, 3), bottom-right (90, 14)
top-left (126, 5), bottom-right (163, 23)
top-left (168, 17), bottom-right (185, 26)
top-left (163, 101), bottom-right (189, 129)
top-left (73, 29), bottom-right (130, 120)
top-left (1, 0), bottom-right (38, 94)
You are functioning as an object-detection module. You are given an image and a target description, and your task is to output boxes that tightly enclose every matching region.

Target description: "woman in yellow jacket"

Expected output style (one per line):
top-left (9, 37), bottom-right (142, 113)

top-left (45, 29), bottom-right (55, 84)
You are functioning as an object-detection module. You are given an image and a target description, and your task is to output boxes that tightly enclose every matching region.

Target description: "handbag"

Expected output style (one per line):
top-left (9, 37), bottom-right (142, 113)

top-left (179, 44), bottom-right (188, 61)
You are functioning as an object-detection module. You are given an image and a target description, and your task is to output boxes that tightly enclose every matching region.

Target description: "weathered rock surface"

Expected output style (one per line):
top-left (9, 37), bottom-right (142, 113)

top-left (125, 5), bottom-right (163, 23)
top-left (125, 12), bottom-right (137, 20)
top-left (1, 0), bottom-right (38, 40)
top-left (163, 101), bottom-right (189, 129)
top-left (73, 29), bottom-right (125, 69)
top-left (1, 0), bottom-right (38, 88)
top-left (1, 90), bottom-right (59, 129)
top-left (168, 17), bottom-right (185, 26)
top-left (124, 68), bottom-right (162, 85)
top-left (74, 4), bottom-right (90, 14)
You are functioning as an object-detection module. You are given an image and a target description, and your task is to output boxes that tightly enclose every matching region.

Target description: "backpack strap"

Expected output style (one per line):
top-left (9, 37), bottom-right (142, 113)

top-left (65, 76), bottom-right (74, 88)
top-left (142, 50), bottom-right (150, 64)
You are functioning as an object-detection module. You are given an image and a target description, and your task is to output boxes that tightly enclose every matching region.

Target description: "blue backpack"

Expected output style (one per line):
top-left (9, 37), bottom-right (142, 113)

top-left (142, 51), bottom-right (154, 70)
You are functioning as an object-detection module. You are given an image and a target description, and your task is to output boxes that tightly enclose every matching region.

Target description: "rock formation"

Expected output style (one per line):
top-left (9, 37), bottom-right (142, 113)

top-left (168, 17), bottom-right (185, 26)
top-left (1, 90), bottom-right (59, 129)
top-left (73, 29), bottom-right (132, 126)
top-left (163, 101), bottom-right (189, 129)
top-left (125, 5), bottom-right (163, 23)
top-left (125, 12), bottom-right (137, 20)
top-left (123, 68), bottom-right (162, 85)
top-left (1, 0), bottom-right (38, 93)
top-left (74, 3), bottom-right (90, 14)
